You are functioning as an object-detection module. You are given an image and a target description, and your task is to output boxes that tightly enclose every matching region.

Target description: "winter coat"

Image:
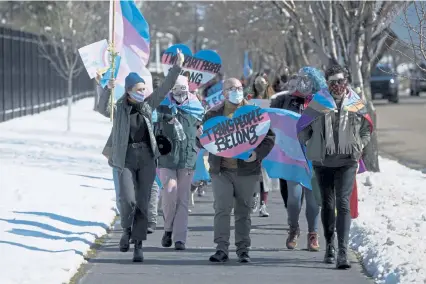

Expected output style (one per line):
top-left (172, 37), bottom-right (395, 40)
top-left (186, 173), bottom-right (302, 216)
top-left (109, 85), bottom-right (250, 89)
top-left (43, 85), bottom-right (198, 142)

top-left (97, 65), bottom-right (182, 171)
top-left (155, 103), bottom-right (200, 170)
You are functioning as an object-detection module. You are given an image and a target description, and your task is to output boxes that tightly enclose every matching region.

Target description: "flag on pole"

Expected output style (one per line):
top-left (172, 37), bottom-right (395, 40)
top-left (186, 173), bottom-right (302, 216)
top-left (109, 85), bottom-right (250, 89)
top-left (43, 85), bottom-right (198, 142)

top-left (108, 0), bottom-right (152, 101)
top-left (243, 51), bottom-right (253, 79)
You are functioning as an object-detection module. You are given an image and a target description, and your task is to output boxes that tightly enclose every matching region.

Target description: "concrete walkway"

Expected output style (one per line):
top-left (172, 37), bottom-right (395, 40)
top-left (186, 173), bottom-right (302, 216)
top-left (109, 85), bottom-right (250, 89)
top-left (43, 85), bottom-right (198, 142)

top-left (77, 190), bottom-right (372, 284)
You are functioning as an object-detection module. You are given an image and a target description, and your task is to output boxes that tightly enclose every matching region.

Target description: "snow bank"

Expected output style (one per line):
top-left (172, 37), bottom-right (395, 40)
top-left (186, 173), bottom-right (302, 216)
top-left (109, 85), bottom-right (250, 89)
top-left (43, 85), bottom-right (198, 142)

top-left (0, 99), bottom-right (116, 284)
top-left (351, 157), bottom-right (426, 284)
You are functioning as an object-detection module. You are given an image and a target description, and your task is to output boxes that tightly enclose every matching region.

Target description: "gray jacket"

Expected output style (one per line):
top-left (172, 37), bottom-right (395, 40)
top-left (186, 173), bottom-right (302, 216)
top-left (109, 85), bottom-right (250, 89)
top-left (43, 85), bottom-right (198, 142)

top-left (298, 113), bottom-right (371, 167)
top-left (98, 65), bottom-right (182, 171)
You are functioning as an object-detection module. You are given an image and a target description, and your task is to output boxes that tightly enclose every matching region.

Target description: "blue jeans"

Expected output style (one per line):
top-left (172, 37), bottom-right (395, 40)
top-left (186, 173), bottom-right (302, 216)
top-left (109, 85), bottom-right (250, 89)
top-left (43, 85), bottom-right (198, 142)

top-left (286, 180), bottom-right (320, 233)
top-left (112, 168), bottom-right (121, 214)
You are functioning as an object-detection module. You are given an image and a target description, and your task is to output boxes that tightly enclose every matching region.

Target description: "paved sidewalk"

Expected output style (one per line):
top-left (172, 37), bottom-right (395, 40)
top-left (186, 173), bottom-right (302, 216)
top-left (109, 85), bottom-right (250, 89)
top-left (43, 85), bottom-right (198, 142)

top-left (77, 190), bottom-right (372, 284)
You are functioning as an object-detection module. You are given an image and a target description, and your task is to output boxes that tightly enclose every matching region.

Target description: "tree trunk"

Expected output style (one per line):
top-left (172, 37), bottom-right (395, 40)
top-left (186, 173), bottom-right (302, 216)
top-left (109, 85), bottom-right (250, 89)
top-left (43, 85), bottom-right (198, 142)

top-left (93, 80), bottom-right (99, 111)
top-left (350, 47), bottom-right (380, 172)
top-left (361, 58), bottom-right (380, 172)
top-left (67, 74), bottom-right (73, 132)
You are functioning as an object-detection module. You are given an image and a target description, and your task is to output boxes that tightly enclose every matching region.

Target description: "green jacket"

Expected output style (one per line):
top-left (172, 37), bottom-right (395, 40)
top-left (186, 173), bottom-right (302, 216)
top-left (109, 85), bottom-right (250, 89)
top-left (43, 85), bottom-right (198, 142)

top-left (155, 105), bottom-right (201, 170)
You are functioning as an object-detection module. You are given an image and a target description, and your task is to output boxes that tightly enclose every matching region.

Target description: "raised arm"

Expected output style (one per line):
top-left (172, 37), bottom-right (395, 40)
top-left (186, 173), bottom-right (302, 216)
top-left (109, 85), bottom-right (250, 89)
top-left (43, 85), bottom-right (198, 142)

top-left (145, 49), bottom-right (185, 109)
top-left (145, 65), bottom-right (182, 110)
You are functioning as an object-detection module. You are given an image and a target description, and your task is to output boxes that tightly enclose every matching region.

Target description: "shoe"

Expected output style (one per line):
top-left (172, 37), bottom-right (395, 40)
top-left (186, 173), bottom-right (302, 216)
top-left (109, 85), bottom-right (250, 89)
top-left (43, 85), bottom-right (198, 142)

top-left (161, 231), bottom-right (172, 247)
top-left (251, 194), bottom-right (259, 213)
top-left (132, 240), bottom-right (144, 262)
top-left (237, 252), bottom-right (251, 263)
top-left (336, 248), bottom-right (351, 269)
top-left (175, 241), bottom-right (186, 250)
top-left (209, 250), bottom-right (229, 263)
top-left (259, 201), bottom-right (270, 217)
top-left (286, 226), bottom-right (300, 249)
top-left (307, 232), bottom-right (320, 251)
top-left (190, 184), bottom-right (198, 193)
top-left (324, 242), bottom-right (336, 264)
top-left (119, 228), bottom-right (132, 252)
top-left (197, 189), bottom-right (205, 197)
top-left (147, 222), bottom-right (156, 234)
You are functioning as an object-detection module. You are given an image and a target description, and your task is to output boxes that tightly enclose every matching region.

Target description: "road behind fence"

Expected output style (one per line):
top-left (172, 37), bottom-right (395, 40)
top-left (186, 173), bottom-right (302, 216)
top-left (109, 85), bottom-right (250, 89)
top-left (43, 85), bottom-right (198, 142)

top-left (0, 26), bottom-right (94, 123)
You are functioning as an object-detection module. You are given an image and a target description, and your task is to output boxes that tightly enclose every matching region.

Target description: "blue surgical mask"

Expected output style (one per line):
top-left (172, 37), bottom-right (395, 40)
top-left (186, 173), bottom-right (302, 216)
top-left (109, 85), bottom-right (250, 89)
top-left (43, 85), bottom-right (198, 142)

top-left (228, 90), bottom-right (244, 105)
top-left (129, 91), bottom-right (145, 102)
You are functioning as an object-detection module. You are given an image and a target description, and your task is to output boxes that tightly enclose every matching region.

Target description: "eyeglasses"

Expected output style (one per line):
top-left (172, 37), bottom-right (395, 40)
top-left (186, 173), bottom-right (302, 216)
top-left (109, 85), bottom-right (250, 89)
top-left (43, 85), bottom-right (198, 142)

top-left (172, 86), bottom-right (187, 92)
top-left (226, 86), bottom-right (243, 92)
top-left (328, 79), bottom-right (347, 85)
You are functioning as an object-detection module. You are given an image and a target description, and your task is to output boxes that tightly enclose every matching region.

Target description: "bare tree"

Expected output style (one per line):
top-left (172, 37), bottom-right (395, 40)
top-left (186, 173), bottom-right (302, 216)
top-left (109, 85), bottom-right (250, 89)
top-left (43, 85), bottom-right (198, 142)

top-left (389, 2), bottom-right (426, 72)
top-left (32, 1), bottom-right (108, 131)
top-left (271, 0), bottom-right (403, 172)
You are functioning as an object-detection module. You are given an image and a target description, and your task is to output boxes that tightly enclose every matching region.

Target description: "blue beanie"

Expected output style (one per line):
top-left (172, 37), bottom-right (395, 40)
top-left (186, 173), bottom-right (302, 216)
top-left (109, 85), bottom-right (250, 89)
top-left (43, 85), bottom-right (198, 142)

top-left (125, 72), bottom-right (145, 90)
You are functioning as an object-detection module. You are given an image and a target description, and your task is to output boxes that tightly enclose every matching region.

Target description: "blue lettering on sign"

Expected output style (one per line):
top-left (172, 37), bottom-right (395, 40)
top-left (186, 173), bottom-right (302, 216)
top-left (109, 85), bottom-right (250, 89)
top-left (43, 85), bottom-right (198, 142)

top-left (207, 81), bottom-right (223, 97)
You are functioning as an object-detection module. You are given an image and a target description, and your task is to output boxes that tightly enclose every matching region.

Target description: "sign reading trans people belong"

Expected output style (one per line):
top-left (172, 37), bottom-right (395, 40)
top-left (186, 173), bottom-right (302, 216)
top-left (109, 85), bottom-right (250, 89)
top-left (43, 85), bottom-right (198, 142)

top-left (161, 44), bottom-right (222, 91)
top-left (200, 105), bottom-right (271, 160)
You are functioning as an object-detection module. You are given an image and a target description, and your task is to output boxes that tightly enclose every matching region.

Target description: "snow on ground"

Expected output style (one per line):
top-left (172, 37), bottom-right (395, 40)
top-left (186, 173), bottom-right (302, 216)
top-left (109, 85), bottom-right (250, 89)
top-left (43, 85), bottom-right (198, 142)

top-left (350, 157), bottom-right (426, 284)
top-left (0, 99), bottom-right (116, 284)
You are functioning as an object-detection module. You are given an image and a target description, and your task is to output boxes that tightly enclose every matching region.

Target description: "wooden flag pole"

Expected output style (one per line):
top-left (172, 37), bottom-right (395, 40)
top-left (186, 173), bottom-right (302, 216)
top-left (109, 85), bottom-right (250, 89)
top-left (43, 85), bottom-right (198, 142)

top-left (108, 0), bottom-right (117, 122)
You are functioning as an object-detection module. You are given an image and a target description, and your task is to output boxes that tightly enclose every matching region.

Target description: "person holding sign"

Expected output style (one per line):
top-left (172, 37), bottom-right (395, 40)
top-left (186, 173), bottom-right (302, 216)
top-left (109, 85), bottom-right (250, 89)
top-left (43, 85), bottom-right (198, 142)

top-left (155, 75), bottom-right (205, 251)
top-left (199, 78), bottom-right (275, 263)
top-left (97, 50), bottom-right (184, 263)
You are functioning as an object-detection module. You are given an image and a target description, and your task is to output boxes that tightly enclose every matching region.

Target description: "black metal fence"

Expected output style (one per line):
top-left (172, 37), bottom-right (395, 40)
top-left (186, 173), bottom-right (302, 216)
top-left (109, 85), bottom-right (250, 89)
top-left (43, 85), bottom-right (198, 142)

top-left (0, 26), bottom-right (94, 123)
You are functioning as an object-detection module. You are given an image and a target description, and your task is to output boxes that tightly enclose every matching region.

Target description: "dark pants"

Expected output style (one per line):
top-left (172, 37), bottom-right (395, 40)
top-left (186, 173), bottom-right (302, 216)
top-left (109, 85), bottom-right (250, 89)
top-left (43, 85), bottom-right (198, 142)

top-left (119, 144), bottom-right (156, 241)
top-left (279, 179), bottom-right (288, 208)
top-left (314, 164), bottom-right (357, 250)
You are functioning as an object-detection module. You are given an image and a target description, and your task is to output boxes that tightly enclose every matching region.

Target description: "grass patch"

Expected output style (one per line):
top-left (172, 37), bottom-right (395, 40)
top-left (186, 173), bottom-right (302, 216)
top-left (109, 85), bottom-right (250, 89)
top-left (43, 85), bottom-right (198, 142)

top-left (67, 215), bottom-right (119, 284)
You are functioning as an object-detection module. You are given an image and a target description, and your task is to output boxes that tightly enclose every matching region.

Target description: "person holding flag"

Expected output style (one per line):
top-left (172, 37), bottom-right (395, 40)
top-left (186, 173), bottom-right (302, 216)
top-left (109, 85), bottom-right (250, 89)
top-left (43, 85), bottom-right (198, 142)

top-left (155, 75), bottom-right (205, 251)
top-left (98, 50), bottom-right (184, 263)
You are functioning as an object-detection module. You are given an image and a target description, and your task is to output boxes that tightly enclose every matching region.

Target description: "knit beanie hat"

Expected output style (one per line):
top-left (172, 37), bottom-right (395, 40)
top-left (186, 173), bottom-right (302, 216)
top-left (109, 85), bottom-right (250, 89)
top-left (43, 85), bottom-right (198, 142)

top-left (174, 75), bottom-right (189, 90)
top-left (125, 72), bottom-right (145, 91)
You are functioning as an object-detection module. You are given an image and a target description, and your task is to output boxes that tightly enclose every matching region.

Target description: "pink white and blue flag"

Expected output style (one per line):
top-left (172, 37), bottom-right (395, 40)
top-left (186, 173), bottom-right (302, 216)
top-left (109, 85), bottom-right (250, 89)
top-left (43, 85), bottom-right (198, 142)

top-left (261, 108), bottom-right (313, 189)
top-left (107, 0), bottom-right (151, 101)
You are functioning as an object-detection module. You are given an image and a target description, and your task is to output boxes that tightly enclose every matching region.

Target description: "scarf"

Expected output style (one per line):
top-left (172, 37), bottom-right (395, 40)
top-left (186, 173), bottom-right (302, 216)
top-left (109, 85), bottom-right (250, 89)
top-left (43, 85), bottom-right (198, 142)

top-left (159, 92), bottom-right (205, 121)
top-left (297, 88), bottom-right (373, 155)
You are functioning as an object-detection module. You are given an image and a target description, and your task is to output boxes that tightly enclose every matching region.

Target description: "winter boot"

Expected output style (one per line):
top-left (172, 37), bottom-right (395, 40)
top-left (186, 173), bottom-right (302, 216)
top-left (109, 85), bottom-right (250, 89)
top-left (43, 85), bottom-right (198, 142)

top-left (119, 227), bottom-right (132, 252)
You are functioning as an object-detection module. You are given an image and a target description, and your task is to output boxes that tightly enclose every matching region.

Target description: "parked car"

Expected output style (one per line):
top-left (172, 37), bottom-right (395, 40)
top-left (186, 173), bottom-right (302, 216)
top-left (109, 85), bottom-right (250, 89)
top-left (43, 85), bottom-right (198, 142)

top-left (410, 63), bottom-right (426, 96)
top-left (370, 64), bottom-right (399, 103)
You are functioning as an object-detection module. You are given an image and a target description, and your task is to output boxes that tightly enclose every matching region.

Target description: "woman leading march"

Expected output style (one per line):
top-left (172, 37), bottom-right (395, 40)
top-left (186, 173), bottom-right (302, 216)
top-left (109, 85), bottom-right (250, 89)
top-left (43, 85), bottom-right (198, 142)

top-left (97, 49), bottom-right (184, 262)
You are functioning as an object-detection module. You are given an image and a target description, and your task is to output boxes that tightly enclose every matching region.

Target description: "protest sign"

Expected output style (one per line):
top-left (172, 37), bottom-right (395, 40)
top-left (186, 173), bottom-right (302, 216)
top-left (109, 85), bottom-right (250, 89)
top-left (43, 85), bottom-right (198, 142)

top-left (206, 81), bottom-right (223, 97)
top-left (161, 44), bottom-right (222, 91)
top-left (202, 90), bottom-right (225, 111)
top-left (200, 105), bottom-right (271, 160)
top-left (78, 39), bottom-right (109, 79)
top-left (250, 99), bottom-right (271, 109)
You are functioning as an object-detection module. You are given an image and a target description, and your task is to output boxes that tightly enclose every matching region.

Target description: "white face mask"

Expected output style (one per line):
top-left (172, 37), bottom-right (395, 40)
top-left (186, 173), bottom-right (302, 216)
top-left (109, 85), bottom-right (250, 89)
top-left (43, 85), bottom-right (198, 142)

top-left (228, 90), bottom-right (244, 105)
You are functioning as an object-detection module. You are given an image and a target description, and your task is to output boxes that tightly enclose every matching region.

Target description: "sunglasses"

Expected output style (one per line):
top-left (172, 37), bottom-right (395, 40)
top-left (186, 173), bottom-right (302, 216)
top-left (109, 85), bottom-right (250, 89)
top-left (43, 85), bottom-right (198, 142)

top-left (328, 79), bottom-right (347, 85)
top-left (226, 86), bottom-right (243, 92)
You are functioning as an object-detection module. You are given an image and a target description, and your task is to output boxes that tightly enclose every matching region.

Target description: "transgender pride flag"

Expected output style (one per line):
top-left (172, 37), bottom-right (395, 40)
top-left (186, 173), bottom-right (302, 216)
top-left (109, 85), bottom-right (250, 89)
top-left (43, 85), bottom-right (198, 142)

top-left (109, 0), bottom-right (152, 101)
top-left (261, 108), bottom-right (313, 190)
